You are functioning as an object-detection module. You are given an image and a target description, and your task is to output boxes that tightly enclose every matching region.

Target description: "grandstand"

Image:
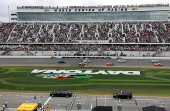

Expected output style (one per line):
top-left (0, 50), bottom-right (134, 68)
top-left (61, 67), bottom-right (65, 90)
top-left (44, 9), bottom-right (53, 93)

top-left (0, 4), bottom-right (170, 56)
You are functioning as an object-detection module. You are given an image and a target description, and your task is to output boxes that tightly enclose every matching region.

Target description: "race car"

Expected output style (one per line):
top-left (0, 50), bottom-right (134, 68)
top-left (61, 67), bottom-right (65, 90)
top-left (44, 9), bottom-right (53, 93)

top-left (106, 62), bottom-right (114, 66)
top-left (79, 62), bottom-right (86, 66)
top-left (58, 60), bottom-right (65, 63)
top-left (118, 59), bottom-right (126, 63)
top-left (154, 63), bottom-right (163, 66)
top-left (150, 60), bottom-right (159, 63)
top-left (51, 56), bottom-right (56, 58)
top-left (83, 59), bottom-right (91, 63)
top-left (117, 56), bottom-right (123, 59)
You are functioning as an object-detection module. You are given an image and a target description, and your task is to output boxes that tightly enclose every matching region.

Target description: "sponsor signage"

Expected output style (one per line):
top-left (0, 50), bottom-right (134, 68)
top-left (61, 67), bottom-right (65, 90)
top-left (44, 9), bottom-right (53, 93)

top-left (32, 69), bottom-right (141, 75)
top-left (35, 74), bottom-right (92, 79)
top-left (54, 8), bottom-right (127, 12)
top-left (132, 8), bottom-right (138, 10)
top-left (44, 9), bottom-right (50, 12)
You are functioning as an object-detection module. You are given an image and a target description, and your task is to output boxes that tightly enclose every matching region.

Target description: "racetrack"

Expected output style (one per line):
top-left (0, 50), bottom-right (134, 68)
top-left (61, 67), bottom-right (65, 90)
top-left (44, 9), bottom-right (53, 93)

top-left (0, 58), bottom-right (170, 68)
top-left (0, 58), bottom-right (170, 111)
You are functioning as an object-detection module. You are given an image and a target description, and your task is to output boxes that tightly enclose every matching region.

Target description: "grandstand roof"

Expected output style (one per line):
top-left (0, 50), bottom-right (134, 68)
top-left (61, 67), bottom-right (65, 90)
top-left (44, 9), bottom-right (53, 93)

top-left (17, 4), bottom-right (169, 9)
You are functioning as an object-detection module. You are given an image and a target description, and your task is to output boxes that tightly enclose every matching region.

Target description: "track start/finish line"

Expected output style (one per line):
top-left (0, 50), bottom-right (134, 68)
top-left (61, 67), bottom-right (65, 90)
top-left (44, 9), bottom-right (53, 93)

top-left (31, 69), bottom-right (141, 75)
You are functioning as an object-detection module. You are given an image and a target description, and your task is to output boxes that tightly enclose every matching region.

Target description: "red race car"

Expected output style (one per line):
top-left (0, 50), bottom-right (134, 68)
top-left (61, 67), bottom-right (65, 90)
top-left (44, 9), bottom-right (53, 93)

top-left (106, 62), bottom-right (114, 66)
top-left (154, 63), bottom-right (163, 66)
top-left (79, 62), bottom-right (86, 66)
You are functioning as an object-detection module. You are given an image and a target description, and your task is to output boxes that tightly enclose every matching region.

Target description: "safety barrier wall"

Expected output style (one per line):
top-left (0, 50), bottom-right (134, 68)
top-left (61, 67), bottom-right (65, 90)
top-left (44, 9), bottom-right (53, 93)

top-left (1, 56), bottom-right (170, 60)
top-left (1, 51), bottom-right (170, 57)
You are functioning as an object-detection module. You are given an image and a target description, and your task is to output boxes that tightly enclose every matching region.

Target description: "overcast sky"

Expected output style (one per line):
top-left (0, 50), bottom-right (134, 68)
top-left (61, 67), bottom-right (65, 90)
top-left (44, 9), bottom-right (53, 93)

top-left (0, 0), bottom-right (169, 22)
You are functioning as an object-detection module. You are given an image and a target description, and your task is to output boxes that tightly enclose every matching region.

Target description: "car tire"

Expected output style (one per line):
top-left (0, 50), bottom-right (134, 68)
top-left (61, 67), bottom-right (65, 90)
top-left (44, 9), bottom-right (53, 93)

top-left (127, 97), bottom-right (129, 99)
top-left (52, 95), bottom-right (54, 97)
top-left (66, 94), bottom-right (68, 98)
top-left (116, 97), bottom-right (118, 99)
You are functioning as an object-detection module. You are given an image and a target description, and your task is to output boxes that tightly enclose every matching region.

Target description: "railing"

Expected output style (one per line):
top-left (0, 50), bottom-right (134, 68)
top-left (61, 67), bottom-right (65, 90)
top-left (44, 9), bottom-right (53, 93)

top-left (1, 50), bottom-right (10, 55)
top-left (25, 50), bottom-right (34, 56)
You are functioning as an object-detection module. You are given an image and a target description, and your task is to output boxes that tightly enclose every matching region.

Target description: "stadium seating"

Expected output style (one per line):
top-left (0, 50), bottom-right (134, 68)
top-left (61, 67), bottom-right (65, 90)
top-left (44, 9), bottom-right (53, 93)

top-left (1, 22), bottom-right (170, 43)
top-left (0, 22), bottom-right (170, 51)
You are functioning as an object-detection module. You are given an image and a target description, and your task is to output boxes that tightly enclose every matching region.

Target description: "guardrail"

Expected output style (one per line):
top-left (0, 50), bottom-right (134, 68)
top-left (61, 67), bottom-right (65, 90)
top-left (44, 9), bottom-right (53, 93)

top-left (68, 94), bottom-right (77, 111)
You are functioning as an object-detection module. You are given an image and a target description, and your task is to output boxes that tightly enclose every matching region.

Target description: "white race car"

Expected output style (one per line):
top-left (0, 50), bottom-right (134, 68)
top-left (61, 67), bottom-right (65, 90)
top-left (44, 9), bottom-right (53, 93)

top-left (150, 60), bottom-right (159, 63)
top-left (83, 59), bottom-right (91, 63)
top-left (118, 59), bottom-right (126, 63)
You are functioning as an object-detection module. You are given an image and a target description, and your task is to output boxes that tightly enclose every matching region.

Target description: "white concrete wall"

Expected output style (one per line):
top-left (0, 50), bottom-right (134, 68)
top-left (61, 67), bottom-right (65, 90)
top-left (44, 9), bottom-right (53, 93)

top-left (1, 51), bottom-right (170, 57)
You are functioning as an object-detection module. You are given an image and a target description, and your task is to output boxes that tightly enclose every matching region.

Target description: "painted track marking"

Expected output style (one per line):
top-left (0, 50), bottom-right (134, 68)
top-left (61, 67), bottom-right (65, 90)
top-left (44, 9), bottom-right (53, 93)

top-left (44, 97), bottom-right (51, 105)
top-left (93, 98), bottom-right (113, 100)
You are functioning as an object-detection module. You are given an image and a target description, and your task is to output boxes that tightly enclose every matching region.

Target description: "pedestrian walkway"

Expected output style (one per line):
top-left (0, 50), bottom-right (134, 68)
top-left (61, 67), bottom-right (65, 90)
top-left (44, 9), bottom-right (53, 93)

top-left (0, 108), bottom-right (91, 111)
top-left (0, 108), bottom-right (16, 111)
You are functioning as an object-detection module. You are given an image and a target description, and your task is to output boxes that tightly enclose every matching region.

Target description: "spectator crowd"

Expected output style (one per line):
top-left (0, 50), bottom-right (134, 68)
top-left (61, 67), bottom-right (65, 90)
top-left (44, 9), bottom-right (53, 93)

top-left (0, 22), bottom-right (170, 43)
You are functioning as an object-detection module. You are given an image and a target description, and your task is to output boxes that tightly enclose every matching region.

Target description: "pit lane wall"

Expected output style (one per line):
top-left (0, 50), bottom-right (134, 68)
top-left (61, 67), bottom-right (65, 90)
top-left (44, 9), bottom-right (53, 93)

top-left (0, 51), bottom-right (170, 59)
top-left (1, 51), bottom-right (170, 57)
top-left (0, 56), bottom-right (170, 60)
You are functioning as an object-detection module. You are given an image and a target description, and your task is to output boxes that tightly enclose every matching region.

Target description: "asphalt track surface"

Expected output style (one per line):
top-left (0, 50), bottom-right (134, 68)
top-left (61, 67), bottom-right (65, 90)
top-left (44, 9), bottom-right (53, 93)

top-left (0, 58), bottom-right (170, 111)
top-left (0, 58), bottom-right (170, 68)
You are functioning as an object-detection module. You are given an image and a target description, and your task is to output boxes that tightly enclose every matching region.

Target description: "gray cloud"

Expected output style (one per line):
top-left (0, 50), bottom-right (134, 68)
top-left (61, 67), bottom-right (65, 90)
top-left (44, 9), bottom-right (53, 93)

top-left (0, 0), bottom-right (169, 22)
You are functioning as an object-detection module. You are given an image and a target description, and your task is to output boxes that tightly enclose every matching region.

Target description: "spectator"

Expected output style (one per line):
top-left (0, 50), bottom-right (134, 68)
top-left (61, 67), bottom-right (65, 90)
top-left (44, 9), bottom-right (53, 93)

top-left (0, 22), bottom-right (169, 43)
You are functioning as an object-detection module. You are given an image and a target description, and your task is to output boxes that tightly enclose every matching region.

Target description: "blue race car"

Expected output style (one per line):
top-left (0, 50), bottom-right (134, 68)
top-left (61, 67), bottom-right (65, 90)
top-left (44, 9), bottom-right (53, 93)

top-left (58, 60), bottom-right (66, 63)
top-left (150, 60), bottom-right (159, 63)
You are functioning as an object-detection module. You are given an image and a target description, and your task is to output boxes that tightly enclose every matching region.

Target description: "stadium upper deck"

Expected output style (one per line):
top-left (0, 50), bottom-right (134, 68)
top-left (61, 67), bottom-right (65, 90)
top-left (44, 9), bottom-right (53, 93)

top-left (0, 22), bottom-right (170, 44)
top-left (11, 4), bottom-right (170, 22)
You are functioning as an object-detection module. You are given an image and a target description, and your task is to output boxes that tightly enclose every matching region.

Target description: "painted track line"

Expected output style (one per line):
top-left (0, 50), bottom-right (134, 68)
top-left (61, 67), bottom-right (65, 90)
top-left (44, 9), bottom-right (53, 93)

top-left (135, 99), bottom-right (160, 101)
top-left (44, 97), bottom-right (51, 105)
top-left (93, 98), bottom-right (113, 100)
top-left (16, 95), bottom-right (41, 98)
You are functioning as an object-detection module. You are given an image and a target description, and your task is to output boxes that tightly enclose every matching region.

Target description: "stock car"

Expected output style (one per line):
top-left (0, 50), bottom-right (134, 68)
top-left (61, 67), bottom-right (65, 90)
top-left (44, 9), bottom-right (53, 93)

top-left (106, 62), bottom-right (114, 66)
top-left (118, 59), bottom-right (126, 63)
top-left (58, 60), bottom-right (66, 63)
top-left (113, 91), bottom-right (132, 99)
top-left (117, 56), bottom-right (123, 59)
top-left (79, 62), bottom-right (86, 66)
top-left (150, 60), bottom-right (159, 63)
top-left (154, 63), bottom-right (163, 66)
top-left (83, 59), bottom-right (91, 63)
top-left (50, 90), bottom-right (72, 98)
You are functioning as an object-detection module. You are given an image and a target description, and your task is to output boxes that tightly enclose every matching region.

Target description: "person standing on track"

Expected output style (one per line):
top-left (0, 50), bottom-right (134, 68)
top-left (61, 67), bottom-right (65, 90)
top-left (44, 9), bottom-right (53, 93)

top-left (42, 104), bottom-right (45, 111)
top-left (5, 100), bottom-right (7, 108)
top-left (3, 104), bottom-right (5, 111)
top-left (47, 104), bottom-right (50, 111)
top-left (34, 95), bottom-right (36, 102)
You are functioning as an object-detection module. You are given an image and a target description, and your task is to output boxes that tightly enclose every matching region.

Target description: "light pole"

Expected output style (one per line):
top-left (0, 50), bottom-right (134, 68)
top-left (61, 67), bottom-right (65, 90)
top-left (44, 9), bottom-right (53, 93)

top-left (160, 100), bottom-right (165, 108)
top-left (65, 104), bottom-right (67, 111)
top-left (117, 99), bottom-right (122, 111)
top-left (38, 96), bottom-right (42, 111)
top-left (77, 97), bottom-right (81, 111)
top-left (135, 100), bottom-right (140, 111)
top-left (8, 6), bottom-right (10, 23)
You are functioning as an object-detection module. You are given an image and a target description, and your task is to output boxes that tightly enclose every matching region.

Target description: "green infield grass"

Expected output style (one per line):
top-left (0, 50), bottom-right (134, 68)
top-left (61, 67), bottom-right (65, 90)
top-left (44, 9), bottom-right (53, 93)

top-left (0, 66), bottom-right (170, 96)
